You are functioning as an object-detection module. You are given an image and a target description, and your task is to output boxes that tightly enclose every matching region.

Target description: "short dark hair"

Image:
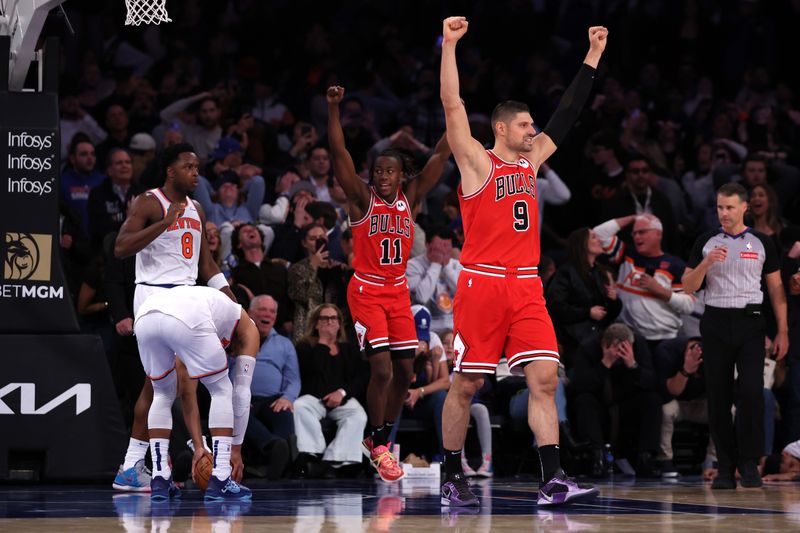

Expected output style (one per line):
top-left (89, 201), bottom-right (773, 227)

top-left (625, 153), bottom-right (652, 171)
top-left (161, 142), bottom-right (196, 178)
top-left (490, 101), bottom-right (530, 134)
top-left (230, 223), bottom-right (264, 260)
top-left (68, 133), bottom-right (93, 156)
top-left (425, 225), bottom-right (455, 244)
top-left (717, 182), bottom-right (748, 202)
top-left (743, 153), bottom-right (768, 167)
top-left (306, 201), bottom-right (338, 230)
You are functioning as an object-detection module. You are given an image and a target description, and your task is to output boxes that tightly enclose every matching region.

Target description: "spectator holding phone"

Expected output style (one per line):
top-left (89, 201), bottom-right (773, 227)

top-left (288, 224), bottom-right (350, 342)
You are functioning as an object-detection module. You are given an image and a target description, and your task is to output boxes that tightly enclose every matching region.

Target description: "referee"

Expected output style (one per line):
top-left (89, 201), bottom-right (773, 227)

top-left (683, 183), bottom-right (789, 489)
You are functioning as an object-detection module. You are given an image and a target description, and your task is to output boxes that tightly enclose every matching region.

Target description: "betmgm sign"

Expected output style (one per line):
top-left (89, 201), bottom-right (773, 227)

top-left (3, 232), bottom-right (63, 298)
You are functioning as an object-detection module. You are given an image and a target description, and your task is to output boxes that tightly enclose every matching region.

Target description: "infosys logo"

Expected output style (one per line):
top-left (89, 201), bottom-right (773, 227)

top-left (8, 177), bottom-right (53, 196)
top-left (8, 131), bottom-right (54, 150)
top-left (7, 154), bottom-right (53, 172)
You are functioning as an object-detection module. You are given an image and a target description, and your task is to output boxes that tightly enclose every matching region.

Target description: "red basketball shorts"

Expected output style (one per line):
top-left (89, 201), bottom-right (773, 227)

top-left (453, 265), bottom-right (559, 374)
top-left (347, 273), bottom-right (418, 359)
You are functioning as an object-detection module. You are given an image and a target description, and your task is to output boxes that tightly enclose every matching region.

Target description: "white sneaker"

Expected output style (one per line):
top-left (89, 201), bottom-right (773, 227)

top-left (475, 454), bottom-right (493, 478)
top-left (461, 456), bottom-right (477, 477)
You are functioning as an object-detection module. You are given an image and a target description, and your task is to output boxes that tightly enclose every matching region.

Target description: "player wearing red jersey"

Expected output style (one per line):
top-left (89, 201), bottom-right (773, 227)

top-left (438, 17), bottom-right (608, 507)
top-left (327, 85), bottom-right (451, 482)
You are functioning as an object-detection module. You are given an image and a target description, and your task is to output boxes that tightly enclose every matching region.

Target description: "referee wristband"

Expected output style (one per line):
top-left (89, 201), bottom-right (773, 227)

top-left (207, 272), bottom-right (229, 290)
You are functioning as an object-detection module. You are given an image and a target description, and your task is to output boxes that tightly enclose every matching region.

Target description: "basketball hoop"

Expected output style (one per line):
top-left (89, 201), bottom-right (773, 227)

top-left (124, 0), bottom-right (172, 26)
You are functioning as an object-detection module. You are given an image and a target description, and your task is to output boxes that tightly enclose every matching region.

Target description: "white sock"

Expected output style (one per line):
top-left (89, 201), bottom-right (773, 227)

top-left (212, 436), bottom-right (233, 480)
top-left (123, 438), bottom-right (150, 470)
top-left (149, 438), bottom-right (171, 479)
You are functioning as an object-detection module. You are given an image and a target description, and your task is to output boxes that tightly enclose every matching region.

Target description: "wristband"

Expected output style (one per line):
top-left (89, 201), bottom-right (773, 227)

top-left (679, 368), bottom-right (691, 378)
top-left (420, 387), bottom-right (425, 399)
top-left (207, 272), bottom-right (229, 290)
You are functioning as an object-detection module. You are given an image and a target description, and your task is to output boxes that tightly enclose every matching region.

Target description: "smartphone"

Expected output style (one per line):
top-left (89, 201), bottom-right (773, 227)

top-left (315, 237), bottom-right (327, 252)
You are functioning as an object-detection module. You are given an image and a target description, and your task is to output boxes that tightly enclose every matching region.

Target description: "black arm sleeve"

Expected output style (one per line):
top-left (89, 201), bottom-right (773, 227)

top-left (542, 63), bottom-right (596, 147)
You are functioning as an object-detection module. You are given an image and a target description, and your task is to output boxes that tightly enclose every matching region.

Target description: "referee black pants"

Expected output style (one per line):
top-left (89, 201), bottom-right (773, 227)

top-left (700, 306), bottom-right (765, 469)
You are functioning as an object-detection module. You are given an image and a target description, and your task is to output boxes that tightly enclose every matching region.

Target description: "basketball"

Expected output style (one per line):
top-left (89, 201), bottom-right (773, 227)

top-left (194, 453), bottom-right (213, 491)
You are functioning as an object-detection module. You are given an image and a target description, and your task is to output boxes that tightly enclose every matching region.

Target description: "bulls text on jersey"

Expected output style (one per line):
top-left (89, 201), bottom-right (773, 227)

top-left (495, 171), bottom-right (536, 202)
top-left (367, 213), bottom-right (412, 238)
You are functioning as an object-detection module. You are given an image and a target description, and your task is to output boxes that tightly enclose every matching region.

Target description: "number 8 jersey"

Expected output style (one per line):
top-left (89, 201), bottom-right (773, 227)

top-left (458, 150), bottom-right (540, 268)
top-left (135, 188), bottom-right (202, 286)
top-left (350, 188), bottom-right (413, 280)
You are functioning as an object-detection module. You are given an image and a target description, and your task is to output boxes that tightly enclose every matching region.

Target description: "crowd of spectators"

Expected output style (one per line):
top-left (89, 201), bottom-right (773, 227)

top-left (52, 0), bottom-right (800, 479)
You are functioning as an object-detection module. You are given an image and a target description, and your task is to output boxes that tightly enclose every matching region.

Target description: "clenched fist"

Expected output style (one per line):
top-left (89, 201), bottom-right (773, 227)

top-left (327, 86), bottom-right (345, 105)
top-left (443, 16), bottom-right (468, 43)
top-left (588, 26), bottom-right (608, 54)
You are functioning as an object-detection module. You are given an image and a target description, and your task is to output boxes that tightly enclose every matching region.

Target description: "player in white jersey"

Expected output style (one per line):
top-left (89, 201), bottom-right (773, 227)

top-left (134, 285), bottom-right (259, 500)
top-left (112, 143), bottom-right (237, 492)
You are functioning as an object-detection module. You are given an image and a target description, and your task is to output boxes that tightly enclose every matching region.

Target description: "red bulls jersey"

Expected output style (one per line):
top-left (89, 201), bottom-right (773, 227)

top-left (458, 150), bottom-right (540, 268)
top-left (350, 188), bottom-right (414, 279)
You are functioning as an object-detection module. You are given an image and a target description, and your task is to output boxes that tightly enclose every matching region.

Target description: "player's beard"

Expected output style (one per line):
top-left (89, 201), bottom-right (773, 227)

top-left (511, 136), bottom-right (534, 153)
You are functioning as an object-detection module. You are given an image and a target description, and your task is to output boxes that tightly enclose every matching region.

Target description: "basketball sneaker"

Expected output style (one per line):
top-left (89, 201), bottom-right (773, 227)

top-left (440, 472), bottom-right (480, 507)
top-left (361, 436), bottom-right (374, 460)
top-left (368, 445), bottom-right (406, 482)
top-left (204, 476), bottom-right (253, 501)
top-left (112, 459), bottom-right (152, 492)
top-left (538, 469), bottom-right (598, 506)
top-left (461, 455), bottom-right (477, 477)
top-left (475, 454), bottom-right (493, 478)
top-left (150, 475), bottom-right (181, 501)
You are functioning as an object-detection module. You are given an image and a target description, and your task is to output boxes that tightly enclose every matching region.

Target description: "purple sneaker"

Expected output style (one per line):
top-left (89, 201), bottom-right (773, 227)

top-left (150, 475), bottom-right (181, 501)
top-left (538, 470), bottom-right (598, 506)
top-left (441, 473), bottom-right (480, 507)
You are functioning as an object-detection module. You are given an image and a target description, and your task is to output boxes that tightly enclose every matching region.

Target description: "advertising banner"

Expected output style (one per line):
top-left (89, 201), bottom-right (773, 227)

top-left (0, 91), bottom-right (78, 332)
top-left (0, 334), bottom-right (126, 480)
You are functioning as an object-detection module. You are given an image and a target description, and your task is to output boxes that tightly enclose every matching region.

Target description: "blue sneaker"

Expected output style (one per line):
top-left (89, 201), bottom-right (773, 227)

top-left (112, 459), bottom-right (152, 492)
top-left (440, 473), bottom-right (480, 507)
top-left (538, 469), bottom-right (598, 506)
top-left (204, 476), bottom-right (252, 502)
top-left (150, 475), bottom-right (181, 500)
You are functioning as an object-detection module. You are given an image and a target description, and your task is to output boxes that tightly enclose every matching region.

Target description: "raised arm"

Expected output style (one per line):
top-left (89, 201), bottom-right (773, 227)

top-left (440, 17), bottom-right (492, 195)
top-left (405, 133), bottom-right (452, 209)
top-left (326, 86), bottom-right (370, 214)
top-left (530, 26), bottom-right (608, 168)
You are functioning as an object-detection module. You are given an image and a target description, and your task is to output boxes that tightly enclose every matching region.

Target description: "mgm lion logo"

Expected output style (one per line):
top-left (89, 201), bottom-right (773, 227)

top-left (4, 233), bottom-right (52, 281)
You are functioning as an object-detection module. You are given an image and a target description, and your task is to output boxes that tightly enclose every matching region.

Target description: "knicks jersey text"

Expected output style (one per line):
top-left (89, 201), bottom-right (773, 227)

top-left (459, 150), bottom-right (540, 268)
top-left (350, 188), bottom-right (413, 279)
top-left (135, 188), bottom-right (202, 286)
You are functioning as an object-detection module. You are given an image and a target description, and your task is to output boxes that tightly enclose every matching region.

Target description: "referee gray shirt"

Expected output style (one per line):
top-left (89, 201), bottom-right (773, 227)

top-left (687, 227), bottom-right (780, 309)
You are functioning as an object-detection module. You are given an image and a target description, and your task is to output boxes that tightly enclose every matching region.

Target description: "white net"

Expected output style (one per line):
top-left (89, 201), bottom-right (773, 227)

top-left (124, 0), bottom-right (172, 26)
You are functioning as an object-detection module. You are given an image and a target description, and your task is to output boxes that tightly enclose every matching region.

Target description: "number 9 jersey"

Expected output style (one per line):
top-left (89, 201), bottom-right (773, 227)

top-left (135, 188), bottom-right (202, 287)
top-left (458, 150), bottom-right (540, 268)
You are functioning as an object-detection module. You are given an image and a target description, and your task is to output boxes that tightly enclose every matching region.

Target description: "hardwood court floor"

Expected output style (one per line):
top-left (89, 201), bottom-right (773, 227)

top-left (1, 477), bottom-right (799, 531)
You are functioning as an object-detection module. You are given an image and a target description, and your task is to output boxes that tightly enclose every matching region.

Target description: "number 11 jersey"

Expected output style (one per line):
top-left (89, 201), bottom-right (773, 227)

top-left (458, 150), bottom-right (540, 268)
top-left (350, 188), bottom-right (413, 279)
